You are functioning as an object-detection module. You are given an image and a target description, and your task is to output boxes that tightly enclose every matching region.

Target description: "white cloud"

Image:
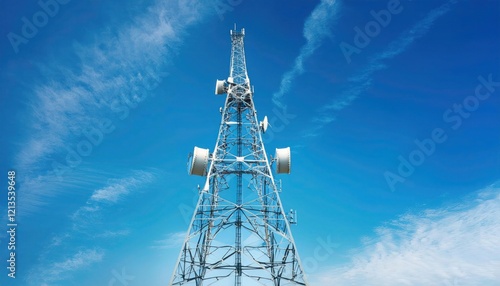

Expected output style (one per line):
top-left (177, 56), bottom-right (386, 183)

top-left (272, 0), bottom-right (341, 109)
top-left (153, 231), bottom-right (186, 249)
top-left (70, 169), bottom-right (157, 233)
top-left (91, 184), bottom-right (128, 203)
top-left (30, 248), bottom-right (104, 285)
top-left (90, 170), bottom-right (155, 203)
top-left (312, 184), bottom-right (500, 286)
top-left (307, 0), bottom-right (456, 137)
top-left (52, 249), bottom-right (104, 272)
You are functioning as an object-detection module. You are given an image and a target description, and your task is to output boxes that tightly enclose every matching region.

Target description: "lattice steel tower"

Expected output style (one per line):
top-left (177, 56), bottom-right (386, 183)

top-left (169, 26), bottom-right (309, 286)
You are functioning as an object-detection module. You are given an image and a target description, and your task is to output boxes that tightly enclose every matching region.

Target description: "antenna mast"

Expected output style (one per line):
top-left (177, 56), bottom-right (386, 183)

top-left (169, 26), bottom-right (309, 286)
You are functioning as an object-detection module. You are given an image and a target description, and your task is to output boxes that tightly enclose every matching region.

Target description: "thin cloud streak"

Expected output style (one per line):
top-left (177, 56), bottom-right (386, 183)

top-left (308, 0), bottom-right (456, 137)
top-left (96, 229), bottom-right (131, 238)
top-left (71, 169), bottom-right (158, 232)
top-left (16, 166), bottom-right (115, 217)
top-left (272, 0), bottom-right (341, 109)
top-left (152, 231), bottom-right (186, 249)
top-left (90, 170), bottom-right (155, 203)
top-left (312, 183), bottom-right (500, 285)
top-left (29, 248), bottom-right (104, 286)
top-left (28, 169), bottom-right (158, 285)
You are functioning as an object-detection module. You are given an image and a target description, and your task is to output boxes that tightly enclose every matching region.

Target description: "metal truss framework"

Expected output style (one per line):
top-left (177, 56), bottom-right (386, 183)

top-left (170, 27), bottom-right (309, 286)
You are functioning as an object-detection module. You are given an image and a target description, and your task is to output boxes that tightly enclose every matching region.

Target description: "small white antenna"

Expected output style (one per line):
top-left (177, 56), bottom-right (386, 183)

top-left (260, 116), bottom-right (269, 133)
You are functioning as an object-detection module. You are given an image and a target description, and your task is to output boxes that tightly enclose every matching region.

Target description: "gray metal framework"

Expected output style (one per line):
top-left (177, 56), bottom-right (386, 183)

top-left (169, 27), bottom-right (309, 286)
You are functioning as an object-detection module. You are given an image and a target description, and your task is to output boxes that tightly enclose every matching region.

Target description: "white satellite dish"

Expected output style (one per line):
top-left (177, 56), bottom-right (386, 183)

top-left (275, 147), bottom-right (291, 174)
top-left (189, 147), bottom-right (209, 176)
top-left (260, 116), bottom-right (268, 133)
top-left (215, 80), bottom-right (226, 95)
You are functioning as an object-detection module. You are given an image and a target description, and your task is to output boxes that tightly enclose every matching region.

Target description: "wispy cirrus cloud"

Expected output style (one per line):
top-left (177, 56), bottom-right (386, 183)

top-left (17, 166), bottom-right (115, 217)
top-left (152, 231), bottom-right (186, 249)
top-left (272, 0), bottom-right (342, 109)
top-left (45, 170), bottom-right (157, 239)
top-left (71, 169), bottom-right (158, 232)
top-left (28, 169), bottom-right (158, 284)
top-left (306, 0), bottom-right (456, 137)
top-left (312, 183), bottom-right (500, 285)
top-left (29, 248), bottom-right (104, 286)
top-left (90, 170), bottom-right (155, 203)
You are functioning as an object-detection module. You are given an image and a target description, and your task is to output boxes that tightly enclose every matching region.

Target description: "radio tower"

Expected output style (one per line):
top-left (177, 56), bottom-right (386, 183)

top-left (169, 26), bottom-right (309, 286)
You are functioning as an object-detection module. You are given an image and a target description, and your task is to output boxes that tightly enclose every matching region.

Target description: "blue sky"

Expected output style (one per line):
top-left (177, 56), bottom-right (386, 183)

top-left (1, 0), bottom-right (499, 285)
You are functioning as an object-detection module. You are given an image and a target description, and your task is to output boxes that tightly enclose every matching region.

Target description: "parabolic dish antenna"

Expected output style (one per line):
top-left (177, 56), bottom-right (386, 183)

top-left (260, 116), bottom-right (268, 133)
top-left (215, 80), bottom-right (226, 95)
top-left (188, 147), bottom-right (209, 176)
top-left (275, 147), bottom-right (291, 174)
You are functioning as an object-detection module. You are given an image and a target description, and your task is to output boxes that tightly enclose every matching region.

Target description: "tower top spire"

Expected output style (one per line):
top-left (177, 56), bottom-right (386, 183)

top-left (228, 25), bottom-right (248, 86)
top-left (231, 23), bottom-right (244, 34)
